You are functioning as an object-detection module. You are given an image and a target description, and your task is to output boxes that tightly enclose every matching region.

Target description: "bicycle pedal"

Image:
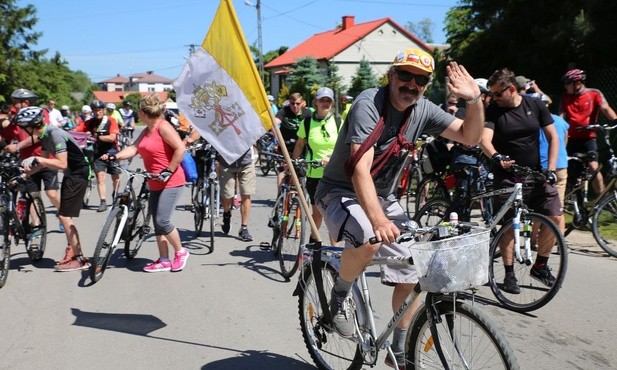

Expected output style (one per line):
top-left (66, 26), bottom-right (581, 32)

top-left (259, 242), bottom-right (271, 250)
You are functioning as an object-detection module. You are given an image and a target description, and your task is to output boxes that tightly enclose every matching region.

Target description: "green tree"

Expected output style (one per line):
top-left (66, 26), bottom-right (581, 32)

top-left (348, 58), bottom-right (378, 98)
top-left (325, 61), bottom-right (346, 113)
top-left (0, 0), bottom-right (45, 101)
top-left (405, 18), bottom-right (435, 43)
top-left (288, 57), bottom-right (324, 101)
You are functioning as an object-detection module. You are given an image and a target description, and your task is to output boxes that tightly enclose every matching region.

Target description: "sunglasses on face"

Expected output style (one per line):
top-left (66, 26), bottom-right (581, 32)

top-left (395, 69), bottom-right (430, 86)
top-left (290, 101), bottom-right (303, 106)
top-left (487, 85), bottom-right (511, 98)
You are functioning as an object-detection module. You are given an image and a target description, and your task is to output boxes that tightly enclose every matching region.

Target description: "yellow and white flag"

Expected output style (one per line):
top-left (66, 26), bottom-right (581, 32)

top-left (173, 0), bottom-right (272, 164)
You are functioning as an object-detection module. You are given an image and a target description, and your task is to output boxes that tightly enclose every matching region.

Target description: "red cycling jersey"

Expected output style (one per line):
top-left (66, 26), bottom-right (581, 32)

top-left (560, 88), bottom-right (606, 140)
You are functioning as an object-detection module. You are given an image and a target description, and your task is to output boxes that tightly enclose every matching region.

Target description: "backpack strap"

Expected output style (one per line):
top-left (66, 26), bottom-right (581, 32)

top-left (303, 115), bottom-right (314, 160)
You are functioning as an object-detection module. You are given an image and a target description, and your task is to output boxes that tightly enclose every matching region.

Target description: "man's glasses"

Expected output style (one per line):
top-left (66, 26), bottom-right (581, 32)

top-left (487, 85), bottom-right (511, 98)
top-left (395, 68), bottom-right (430, 86)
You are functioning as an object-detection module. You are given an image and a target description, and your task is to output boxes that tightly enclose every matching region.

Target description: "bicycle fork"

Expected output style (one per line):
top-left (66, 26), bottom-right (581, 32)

top-left (512, 183), bottom-right (533, 265)
top-left (112, 205), bottom-right (130, 248)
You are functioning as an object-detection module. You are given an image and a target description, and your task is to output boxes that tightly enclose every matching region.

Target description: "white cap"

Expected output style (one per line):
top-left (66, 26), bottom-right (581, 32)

top-left (106, 103), bottom-right (116, 110)
top-left (60, 105), bottom-right (70, 111)
top-left (81, 105), bottom-right (92, 113)
top-left (315, 87), bottom-right (334, 100)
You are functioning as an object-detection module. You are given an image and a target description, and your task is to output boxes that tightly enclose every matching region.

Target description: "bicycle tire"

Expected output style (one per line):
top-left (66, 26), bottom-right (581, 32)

top-left (270, 192), bottom-right (286, 256)
top-left (82, 178), bottom-right (93, 208)
top-left (124, 198), bottom-right (147, 259)
top-left (259, 153), bottom-right (271, 176)
top-left (192, 179), bottom-right (205, 238)
top-left (563, 185), bottom-right (588, 231)
top-left (278, 194), bottom-right (305, 278)
top-left (207, 180), bottom-right (216, 251)
top-left (592, 193), bottom-right (617, 257)
top-left (24, 196), bottom-right (47, 261)
top-left (0, 212), bottom-right (10, 289)
top-left (298, 263), bottom-right (364, 370)
top-left (407, 298), bottom-right (519, 369)
top-left (488, 212), bottom-right (568, 312)
top-left (405, 166), bottom-right (423, 219)
top-left (415, 174), bottom-right (449, 213)
top-left (413, 198), bottom-right (451, 227)
top-left (90, 207), bottom-right (122, 283)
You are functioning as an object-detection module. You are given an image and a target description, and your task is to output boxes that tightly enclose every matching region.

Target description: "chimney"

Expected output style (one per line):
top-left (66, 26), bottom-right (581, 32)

top-left (342, 16), bottom-right (355, 30)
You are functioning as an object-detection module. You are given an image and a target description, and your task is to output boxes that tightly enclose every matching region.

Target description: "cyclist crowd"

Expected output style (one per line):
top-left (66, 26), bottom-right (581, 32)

top-left (2, 44), bottom-right (616, 369)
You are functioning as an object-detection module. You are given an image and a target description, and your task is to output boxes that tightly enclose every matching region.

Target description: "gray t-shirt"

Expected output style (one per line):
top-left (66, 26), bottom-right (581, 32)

top-left (316, 87), bottom-right (454, 199)
top-left (39, 125), bottom-right (89, 179)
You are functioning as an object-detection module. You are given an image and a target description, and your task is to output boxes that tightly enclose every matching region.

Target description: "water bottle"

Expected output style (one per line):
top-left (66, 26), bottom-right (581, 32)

top-left (17, 197), bottom-right (27, 222)
top-left (449, 212), bottom-right (459, 236)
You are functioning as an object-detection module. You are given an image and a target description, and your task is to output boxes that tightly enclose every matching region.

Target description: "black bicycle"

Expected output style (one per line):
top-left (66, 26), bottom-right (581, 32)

top-left (90, 163), bottom-right (154, 283)
top-left (0, 153), bottom-right (47, 289)
top-left (256, 132), bottom-right (277, 176)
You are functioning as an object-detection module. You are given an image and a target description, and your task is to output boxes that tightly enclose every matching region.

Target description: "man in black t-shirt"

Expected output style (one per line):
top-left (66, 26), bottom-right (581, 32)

top-left (273, 92), bottom-right (312, 186)
top-left (16, 107), bottom-right (90, 272)
top-left (480, 68), bottom-right (563, 295)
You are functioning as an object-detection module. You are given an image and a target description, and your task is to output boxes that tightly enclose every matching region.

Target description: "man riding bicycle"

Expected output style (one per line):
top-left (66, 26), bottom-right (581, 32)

top-left (315, 48), bottom-right (484, 369)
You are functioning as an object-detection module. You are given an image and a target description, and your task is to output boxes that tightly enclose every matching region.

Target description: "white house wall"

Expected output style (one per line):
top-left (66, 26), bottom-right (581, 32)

top-left (332, 22), bottom-right (424, 87)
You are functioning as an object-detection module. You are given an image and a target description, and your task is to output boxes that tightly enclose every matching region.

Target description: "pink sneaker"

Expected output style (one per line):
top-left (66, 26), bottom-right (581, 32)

top-left (143, 259), bottom-right (172, 272)
top-left (171, 248), bottom-right (189, 272)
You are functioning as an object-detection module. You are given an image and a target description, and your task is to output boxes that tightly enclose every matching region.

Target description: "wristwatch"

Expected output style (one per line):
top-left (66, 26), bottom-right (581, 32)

top-left (466, 94), bottom-right (482, 105)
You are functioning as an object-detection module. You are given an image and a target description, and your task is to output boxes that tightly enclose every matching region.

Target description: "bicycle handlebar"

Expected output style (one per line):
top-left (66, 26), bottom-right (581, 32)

top-left (260, 151), bottom-right (323, 168)
top-left (109, 162), bottom-right (158, 180)
top-left (575, 123), bottom-right (617, 133)
top-left (368, 220), bottom-right (481, 245)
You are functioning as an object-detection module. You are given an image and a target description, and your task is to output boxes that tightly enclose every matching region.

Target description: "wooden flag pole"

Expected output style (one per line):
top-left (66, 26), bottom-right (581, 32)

top-left (266, 109), bottom-right (321, 243)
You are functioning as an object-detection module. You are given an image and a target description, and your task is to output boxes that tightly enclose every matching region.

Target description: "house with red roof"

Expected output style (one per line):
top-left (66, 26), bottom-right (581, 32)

top-left (94, 71), bottom-right (174, 104)
top-left (265, 16), bottom-right (432, 97)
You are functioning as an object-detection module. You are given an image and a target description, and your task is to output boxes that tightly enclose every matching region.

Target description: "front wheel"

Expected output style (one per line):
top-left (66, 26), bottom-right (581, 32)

top-left (259, 153), bottom-right (271, 176)
top-left (0, 212), bottom-right (10, 289)
top-left (591, 193), bottom-right (617, 257)
top-left (488, 212), bottom-right (568, 312)
top-left (407, 298), bottom-right (519, 369)
top-left (124, 200), bottom-right (148, 259)
top-left (207, 181), bottom-right (217, 252)
top-left (413, 198), bottom-right (451, 227)
top-left (24, 196), bottom-right (47, 261)
top-left (415, 174), bottom-right (449, 213)
top-left (298, 263), bottom-right (364, 370)
top-left (90, 207), bottom-right (122, 283)
top-left (278, 195), bottom-right (305, 279)
top-left (83, 178), bottom-right (93, 208)
top-left (192, 179), bottom-right (205, 238)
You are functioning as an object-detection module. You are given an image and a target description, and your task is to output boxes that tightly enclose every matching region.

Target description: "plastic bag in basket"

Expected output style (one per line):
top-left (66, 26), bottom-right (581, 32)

top-left (411, 229), bottom-right (490, 293)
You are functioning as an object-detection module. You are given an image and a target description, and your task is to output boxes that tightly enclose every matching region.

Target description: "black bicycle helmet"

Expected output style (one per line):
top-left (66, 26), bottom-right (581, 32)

top-left (11, 88), bottom-right (38, 100)
top-left (15, 107), bottom-right (45, 128)
top-left (90, 99), bottom-right (106, 109)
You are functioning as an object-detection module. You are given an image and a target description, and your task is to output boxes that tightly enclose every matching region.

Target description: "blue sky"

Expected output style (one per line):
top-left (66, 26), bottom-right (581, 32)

top-left (22, 0), bottom-right (458, 83)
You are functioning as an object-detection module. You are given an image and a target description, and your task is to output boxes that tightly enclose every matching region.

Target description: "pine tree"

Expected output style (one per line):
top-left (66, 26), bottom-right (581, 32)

top-left (348, 58), bottom-right (378, 98)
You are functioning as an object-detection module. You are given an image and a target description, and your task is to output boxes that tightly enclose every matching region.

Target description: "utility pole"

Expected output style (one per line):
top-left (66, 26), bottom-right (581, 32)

top-left (245, 0), bottom-right (265, 85)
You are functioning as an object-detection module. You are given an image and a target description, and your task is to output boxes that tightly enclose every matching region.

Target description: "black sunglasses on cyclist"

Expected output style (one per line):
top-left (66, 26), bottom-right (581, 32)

top-left (487, 85), bottom-right (511, 98)
top-left (394, 68), bottom-right (431, 86)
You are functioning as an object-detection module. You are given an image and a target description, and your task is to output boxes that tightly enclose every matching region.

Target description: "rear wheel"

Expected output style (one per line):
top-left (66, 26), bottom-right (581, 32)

top-left (298, 264), bottom-right (363, 370)
top-left (24, 196), bottom-right (47, 261)
top-left (259, 152), bottom-right (271, 176)
top-left (83, 178), bottom-right (93, 208)
top-left (278, 194), bottom-right (305, 279)
top-left (269, 193), bottom-right (285, 256)
top-left (405, 167), bottom-right (423, 219)
top-left (488, 212), bottom-right (568, 312)
top-left (0, 212), bottom-right (10, 289)
top-left (592, 193), bottom-right (617, 257)
top-left (90, 207), bottom-right (121, 283)
top-left (407, 298), bottom-right (519, 369)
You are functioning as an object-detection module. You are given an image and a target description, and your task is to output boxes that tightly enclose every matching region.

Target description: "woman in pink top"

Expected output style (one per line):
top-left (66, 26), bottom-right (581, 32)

top-left (102, 94), bottom-right (189, 272)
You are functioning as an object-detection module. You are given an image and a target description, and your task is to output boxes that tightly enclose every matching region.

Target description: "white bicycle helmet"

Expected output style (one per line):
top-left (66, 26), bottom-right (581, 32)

top-left (475, 78), bottom-right (489, 93)
top-left (81, 105), bottom-right (93, 113)
top-left (15, 106), bottom-right (45, 128)
top-left (106, 103), bottom-right (116, 110)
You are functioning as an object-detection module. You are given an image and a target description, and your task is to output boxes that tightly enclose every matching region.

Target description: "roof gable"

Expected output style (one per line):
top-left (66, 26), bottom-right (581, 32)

top-left (266, 17), bottom-right (431, 68)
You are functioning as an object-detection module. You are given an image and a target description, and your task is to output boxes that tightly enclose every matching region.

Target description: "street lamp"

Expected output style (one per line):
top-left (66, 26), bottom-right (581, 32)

top-left (245, 0), bottom-right (264, 85)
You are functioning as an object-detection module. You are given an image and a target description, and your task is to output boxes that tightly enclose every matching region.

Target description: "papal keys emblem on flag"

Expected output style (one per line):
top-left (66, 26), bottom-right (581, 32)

top-left (189, 81), bottom-right (245, 136)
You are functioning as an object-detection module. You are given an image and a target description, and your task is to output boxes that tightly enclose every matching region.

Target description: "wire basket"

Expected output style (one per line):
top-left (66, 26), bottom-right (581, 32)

top-left (409, 228), bottom-right (491, 293)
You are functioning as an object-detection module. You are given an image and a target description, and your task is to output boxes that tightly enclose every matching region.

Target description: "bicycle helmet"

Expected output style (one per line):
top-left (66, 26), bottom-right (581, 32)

top-left (81, 105), bottom-right (92, 113)
top-left (106, 103), bottom-right (116, 110)
top-left (15, 106), bottom-right (45, 128)
top-left (475, 78), bottom-right (489, 93)
top-left (562, 69), bottom-right (586, 83)
top-left (11, 88), bottom-right (38, 100)
top-left (90, 100), bottom-right (106, 110)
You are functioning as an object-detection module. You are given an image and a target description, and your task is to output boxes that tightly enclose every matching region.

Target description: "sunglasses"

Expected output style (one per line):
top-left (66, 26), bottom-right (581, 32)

top-left (487, 85), bottom-right (511, 98)
top-left (289, 101), bottom-right (303, 106)
top-left (395, 69), bottom-right (430, 86)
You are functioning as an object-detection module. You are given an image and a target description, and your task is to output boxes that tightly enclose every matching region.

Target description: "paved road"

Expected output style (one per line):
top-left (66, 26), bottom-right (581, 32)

top-left (1, 141), bottom-right (616, 369)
